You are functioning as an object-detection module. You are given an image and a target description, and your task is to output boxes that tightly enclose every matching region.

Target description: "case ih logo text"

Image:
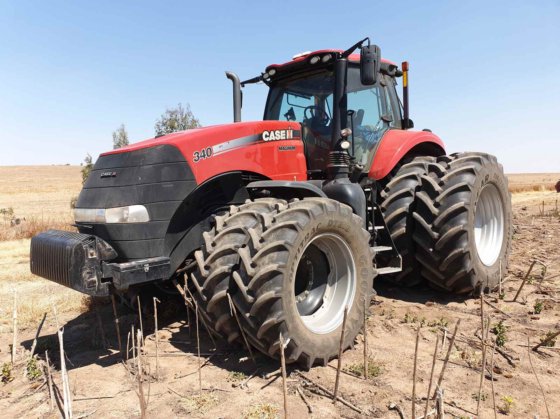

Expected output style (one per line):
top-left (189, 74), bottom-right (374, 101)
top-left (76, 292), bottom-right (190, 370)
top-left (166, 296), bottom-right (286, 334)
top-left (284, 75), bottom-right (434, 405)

top-left (100, 171), bottom-right (117, 178)
top-left (262, 129), bottom-right (294, 142)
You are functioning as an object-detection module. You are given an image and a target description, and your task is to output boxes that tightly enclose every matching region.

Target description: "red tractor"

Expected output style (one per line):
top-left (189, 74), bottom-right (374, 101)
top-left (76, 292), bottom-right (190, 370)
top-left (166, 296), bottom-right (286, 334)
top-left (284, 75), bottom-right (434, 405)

top-left (31, 38), bottom-right (512, 367)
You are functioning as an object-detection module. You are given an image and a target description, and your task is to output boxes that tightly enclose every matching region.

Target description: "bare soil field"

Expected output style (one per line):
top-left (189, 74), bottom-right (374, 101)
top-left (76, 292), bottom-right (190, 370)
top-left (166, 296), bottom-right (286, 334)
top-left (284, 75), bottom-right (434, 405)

top-left (0, 167), bottom-right (559, 418)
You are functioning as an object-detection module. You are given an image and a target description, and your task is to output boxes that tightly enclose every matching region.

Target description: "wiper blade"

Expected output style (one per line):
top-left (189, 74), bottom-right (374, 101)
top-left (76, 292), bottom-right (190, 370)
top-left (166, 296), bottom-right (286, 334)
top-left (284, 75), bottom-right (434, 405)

top-left (241, 75), bottom-right (263, 86)
top-left (342, 37), bottom-right (370, 58)
top-left (287, 91), bottom-right (311, 100)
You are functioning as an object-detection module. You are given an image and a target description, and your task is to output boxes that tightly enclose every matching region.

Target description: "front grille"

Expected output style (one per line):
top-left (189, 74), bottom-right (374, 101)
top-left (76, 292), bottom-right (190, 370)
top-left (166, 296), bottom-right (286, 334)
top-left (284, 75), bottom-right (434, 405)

top-left (75, 144), bottom-right (195, 261)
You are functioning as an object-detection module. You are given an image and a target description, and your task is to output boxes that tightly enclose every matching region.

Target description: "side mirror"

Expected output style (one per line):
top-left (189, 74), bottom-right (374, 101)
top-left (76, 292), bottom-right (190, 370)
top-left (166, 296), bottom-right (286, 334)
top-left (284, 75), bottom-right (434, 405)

top-left (360, 44), bottom-right (381, 85)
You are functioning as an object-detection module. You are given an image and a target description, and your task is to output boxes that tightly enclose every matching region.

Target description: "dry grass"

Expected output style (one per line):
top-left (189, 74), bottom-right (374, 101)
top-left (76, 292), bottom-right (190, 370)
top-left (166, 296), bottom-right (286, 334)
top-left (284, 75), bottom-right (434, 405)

top-left (0, 165), bottom-right (81, 220)
top-left (0, 239), bottom-right (86, 332)
top-left (507, 173), bottom-right (559, 193)
top-left (0, 216), bottom-right (75, 241)
top-left (243, 403), bottom-right (279, 419)
top-left (0, 279), bottom-right (86, 332)
top-left (0, 167), bottom-right (89, 332)
top-left (0, 165), bottom-right (80, 240)
top-left (179, 393), bottom-right (219, 415)
top-left (344, 357), bottom-right (384, 378)
top-left (508, 184), bottom-right (555, 193)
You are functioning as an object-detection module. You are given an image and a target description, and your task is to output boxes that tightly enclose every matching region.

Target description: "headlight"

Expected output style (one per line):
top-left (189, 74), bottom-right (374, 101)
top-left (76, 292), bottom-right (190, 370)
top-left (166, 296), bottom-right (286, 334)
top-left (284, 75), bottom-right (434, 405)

top-left (105, 206), bottom-right (150, 223)
top-left (309, 55), bottom-right (321, 64)
top-left (74, 205), bottom-right (150, 223)
top-left (73, 208), bottom-right (105, 223)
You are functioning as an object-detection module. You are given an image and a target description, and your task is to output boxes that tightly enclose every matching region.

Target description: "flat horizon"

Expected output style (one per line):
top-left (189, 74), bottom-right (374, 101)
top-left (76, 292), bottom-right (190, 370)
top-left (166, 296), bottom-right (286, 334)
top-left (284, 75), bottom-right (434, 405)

top-left (0, 164), bottom-right (558, 177)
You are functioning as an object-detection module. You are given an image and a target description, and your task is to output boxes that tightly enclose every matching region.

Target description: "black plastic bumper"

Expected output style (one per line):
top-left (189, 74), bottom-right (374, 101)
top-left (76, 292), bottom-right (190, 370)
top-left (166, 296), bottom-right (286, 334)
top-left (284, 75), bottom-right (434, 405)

top-left (30, 230), bottom-right (170, 296)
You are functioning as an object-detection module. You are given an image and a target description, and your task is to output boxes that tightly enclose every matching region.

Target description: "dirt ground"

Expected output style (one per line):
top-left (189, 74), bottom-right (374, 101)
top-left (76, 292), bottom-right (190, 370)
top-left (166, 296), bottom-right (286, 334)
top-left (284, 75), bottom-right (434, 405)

top-left (0, 168), bottom-right (559, 418)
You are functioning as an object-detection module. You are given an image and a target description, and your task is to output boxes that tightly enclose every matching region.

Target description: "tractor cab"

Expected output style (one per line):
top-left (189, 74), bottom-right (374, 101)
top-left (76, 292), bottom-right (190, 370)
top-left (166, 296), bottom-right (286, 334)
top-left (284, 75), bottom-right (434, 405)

top-left (262, 53), bottom-right (403, 175)
top-left (226, 43), bottom-right (406, 179)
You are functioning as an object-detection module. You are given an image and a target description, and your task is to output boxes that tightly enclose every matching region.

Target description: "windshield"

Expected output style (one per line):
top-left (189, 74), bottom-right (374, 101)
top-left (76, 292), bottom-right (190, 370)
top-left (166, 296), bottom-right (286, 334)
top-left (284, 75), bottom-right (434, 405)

top-left (264, 70), bottom-right (334, 124)
top-left (264, 67), bottom-right (389, 171)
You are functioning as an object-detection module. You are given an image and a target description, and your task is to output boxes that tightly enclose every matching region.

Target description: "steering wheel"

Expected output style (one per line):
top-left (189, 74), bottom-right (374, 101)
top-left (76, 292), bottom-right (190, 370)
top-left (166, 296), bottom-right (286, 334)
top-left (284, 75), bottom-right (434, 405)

top-left (304, 106), bottom-right (330, 126)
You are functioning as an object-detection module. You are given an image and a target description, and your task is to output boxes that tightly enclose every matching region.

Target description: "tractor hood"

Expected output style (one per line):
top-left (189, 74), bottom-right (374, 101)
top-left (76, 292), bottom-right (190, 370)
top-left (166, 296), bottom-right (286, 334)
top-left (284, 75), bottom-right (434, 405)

top-left (101, 120), bottom-right (304, 183)
top-left (77, 120), bottom-right (306, 261)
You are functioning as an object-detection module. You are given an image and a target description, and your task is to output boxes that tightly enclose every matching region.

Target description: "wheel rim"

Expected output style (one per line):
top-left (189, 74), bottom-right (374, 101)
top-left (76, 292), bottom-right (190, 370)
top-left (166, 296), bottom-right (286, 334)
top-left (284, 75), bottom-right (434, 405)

top-left (474, 183), bottom-right (505, 266)
top-left (293, 233), bottom-right (356, 334)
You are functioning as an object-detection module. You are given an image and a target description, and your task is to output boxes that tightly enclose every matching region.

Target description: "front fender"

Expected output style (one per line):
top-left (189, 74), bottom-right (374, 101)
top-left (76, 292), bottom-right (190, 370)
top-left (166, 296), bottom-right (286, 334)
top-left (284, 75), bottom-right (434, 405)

top-left (247, 180), bottom-right (327, 200)
top-left (368, 130), bottom-right (445, 180)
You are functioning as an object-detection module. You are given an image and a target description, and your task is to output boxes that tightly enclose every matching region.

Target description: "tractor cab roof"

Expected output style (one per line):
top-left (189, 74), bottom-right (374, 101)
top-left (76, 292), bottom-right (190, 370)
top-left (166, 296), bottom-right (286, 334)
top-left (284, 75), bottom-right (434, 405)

top-left (264, 49), bottom-right (401, 82)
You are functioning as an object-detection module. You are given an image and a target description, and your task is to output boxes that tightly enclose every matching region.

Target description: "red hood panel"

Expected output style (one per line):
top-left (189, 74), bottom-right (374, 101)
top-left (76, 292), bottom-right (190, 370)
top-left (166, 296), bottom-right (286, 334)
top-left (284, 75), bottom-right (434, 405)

top-left (101, 121), bottom-right (297, 155)
top-left (102, 121), bottom-right (307, 184)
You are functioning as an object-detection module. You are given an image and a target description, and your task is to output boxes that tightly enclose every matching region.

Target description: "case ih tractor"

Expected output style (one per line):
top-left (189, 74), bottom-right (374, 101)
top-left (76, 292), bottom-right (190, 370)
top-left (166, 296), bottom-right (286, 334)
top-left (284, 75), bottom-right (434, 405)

top-left (30, 38), bottom-right (512, 367)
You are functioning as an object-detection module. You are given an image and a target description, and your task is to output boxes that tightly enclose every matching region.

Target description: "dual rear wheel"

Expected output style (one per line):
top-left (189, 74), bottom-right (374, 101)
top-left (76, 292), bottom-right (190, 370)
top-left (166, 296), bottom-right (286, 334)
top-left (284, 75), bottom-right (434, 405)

top-left (189, 198), bottom-right (374, 367)
top-left (380, 152), bottom-right (512, 293)
top-left (413, 153), bottom-right (512, 293)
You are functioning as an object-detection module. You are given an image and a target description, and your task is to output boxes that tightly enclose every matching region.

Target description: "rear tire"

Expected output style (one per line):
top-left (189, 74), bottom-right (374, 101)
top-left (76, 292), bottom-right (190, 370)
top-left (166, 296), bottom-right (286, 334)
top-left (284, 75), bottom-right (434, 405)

top-left (413, 153), bottom-right (512, 293)
top-left (189, 199), bottom-right (284, 343)
top-left (231, 198), bottom-right (375, 368)
top-left (378, 156), bottom-right (437, 286)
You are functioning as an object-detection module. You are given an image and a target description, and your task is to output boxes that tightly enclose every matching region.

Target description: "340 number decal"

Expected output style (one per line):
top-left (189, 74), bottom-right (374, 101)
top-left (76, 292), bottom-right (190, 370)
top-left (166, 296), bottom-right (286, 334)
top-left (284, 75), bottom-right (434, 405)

top-left (193, 147), bottom-right (213, 163)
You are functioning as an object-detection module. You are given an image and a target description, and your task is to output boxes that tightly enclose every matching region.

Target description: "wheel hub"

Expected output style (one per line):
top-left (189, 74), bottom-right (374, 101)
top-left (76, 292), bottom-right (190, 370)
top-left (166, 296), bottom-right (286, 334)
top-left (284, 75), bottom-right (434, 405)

top-left (474, 183), bottom-right (505, 266)
top-left (293, 233), bottom-right (357, 334)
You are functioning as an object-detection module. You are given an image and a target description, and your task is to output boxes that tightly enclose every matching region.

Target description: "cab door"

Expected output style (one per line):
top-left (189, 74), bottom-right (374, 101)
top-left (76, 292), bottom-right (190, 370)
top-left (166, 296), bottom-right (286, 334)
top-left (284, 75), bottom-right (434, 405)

top-left (346, 71), bottom-right (391, 168)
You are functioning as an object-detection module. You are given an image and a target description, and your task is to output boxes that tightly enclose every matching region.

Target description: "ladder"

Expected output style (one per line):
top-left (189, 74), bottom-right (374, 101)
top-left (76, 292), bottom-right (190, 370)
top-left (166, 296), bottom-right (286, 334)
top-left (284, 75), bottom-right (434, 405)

top-left (364, 186), bottom-right (402, 276)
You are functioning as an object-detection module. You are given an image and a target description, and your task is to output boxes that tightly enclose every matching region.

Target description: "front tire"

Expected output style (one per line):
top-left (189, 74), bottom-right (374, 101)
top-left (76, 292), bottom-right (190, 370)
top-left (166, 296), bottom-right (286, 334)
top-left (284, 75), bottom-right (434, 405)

top-left (189, 199), bottom-right (284, 343)
top-left (231, 198), bottom-right (375, 368)
top-left (413, 153), bottom-right (512, 293)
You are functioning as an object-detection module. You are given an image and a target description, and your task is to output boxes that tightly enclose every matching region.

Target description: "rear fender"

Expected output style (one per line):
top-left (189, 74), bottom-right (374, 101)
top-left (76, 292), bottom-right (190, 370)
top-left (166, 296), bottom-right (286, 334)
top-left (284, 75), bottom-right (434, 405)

top-left (369, 130), bottom-right (445, 180)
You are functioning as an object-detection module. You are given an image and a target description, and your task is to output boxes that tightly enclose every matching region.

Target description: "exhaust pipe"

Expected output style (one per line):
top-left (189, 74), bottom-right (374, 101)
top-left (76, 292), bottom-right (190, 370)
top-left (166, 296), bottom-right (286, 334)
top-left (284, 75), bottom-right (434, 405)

top-left (225, 71), bottom-right (241, 122)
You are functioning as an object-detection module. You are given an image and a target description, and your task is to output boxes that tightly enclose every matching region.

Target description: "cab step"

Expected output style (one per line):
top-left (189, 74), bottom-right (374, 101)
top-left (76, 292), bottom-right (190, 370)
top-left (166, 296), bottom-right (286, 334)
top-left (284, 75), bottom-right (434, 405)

top-left (377, 267), bottom-right (403, 275)
top-left (363, 185), bottom-right (402, 276)
top-left (373, 246), bottom-right (392, 252)
top-left (369, 201), bottom-right (402, 275)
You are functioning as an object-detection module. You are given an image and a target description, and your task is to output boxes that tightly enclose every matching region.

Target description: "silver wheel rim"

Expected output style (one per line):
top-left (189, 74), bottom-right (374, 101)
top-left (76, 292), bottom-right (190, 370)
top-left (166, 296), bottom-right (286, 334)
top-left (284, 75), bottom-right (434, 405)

top-left (474, 183), bottom-right (505, 266)
top-left (293, 233), bottom-right (356, 334)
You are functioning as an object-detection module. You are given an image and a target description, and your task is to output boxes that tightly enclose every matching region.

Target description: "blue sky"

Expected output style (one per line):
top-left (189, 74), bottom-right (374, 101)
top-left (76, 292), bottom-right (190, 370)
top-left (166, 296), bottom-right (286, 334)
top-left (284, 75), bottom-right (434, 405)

top-left (0, 1), bottom-right (558, 172)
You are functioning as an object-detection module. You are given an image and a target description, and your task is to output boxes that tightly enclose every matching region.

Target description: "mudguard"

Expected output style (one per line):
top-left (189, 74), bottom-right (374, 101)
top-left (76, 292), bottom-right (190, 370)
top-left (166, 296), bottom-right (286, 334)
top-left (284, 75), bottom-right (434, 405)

top-left (368, 130), bottom-right (445, 180)
top-left (247, 180), bottom-right (327, 199)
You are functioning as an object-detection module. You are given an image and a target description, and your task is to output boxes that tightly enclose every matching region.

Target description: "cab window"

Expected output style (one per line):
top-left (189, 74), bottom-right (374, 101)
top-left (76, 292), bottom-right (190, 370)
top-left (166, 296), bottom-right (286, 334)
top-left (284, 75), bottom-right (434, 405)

top-left (384, 76), bottom-right (402, 128)
top-left (264, 71), bottom-right (335, 172)
top-left (346, 67), bottom-right (389, 166)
